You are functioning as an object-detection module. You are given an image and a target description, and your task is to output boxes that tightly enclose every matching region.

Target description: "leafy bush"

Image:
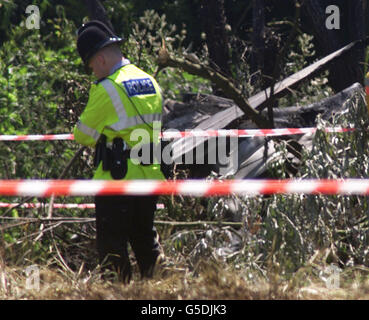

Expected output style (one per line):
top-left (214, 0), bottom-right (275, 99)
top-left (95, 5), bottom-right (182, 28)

top-left (122, 9), bottom-right (212, 99)
top-left (0, 15), bottom-right (96, 266)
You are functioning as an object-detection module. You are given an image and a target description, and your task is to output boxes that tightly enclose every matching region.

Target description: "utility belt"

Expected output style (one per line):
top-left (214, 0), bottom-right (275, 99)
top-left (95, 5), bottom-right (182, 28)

top-left (93, 134), bottom-right (156, 180)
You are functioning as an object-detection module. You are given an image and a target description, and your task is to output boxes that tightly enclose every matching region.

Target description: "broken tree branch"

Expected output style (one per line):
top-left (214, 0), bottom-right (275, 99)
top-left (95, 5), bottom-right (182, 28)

top-left (47, 146), bottom-right (86, 219)
top-left (35, 146), bottom-right (86, 242)
top-left (0, 216), bottom-right (242, 227)
top-left (157, 45), bottom-right (272, 129)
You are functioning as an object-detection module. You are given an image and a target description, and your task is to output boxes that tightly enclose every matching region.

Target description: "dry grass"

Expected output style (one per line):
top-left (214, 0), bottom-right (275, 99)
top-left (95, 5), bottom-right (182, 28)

top-left (1, 256), bottom-right (369, 300)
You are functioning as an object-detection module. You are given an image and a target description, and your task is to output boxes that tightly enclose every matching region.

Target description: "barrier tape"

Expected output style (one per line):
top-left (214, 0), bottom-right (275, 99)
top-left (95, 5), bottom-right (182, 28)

top-left (160, 127), bottom-right (354, 139)
top-left (0, 179), bottom-right (368, 197)
top-left (0, 127), bottom-right (354, 141)
top-left (0, 134), bottom-right (74, 141)
top-left (0, 202), bottom-right (165, 209)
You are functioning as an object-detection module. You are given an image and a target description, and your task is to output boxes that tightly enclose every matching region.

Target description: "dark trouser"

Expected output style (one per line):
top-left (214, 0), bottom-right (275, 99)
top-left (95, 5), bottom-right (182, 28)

top-left (94, 195), bottom-right (161, 283)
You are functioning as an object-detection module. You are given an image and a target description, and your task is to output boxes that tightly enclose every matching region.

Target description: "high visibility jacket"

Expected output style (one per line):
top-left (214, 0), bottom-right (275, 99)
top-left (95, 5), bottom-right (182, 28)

top-left (74, 61), bottom-right (165, 181)
top-left (366, 72), bottom-right (369, 115)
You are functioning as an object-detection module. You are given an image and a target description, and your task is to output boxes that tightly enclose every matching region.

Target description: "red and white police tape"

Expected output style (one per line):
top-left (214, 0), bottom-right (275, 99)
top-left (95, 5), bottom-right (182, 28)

top-left (0, 134), bottom-right (74, 141)
top-left (0, 202), bottom-right (165, 209)
top-left (0, 179), bottom-right (368, 197)
top-left (0, 127), bottom-right (355, 141)
top-left (159, 127), bottom-right (354, 139)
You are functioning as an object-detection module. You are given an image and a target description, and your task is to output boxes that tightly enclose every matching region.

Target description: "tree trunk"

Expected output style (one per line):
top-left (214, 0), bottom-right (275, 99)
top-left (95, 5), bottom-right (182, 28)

top-left (250, 0), bottom-right (265, 87)
top-left (198, 0), bottom-right (231, 88)
top-left (347, 0), bottom-right (366, 84)
top-left (302, 0), bottom-right (366, 92)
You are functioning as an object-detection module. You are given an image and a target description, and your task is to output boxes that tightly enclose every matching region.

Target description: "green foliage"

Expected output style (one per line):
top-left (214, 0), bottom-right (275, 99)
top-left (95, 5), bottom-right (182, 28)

top-left (122, 9), bottom-right (212, 99)
top-left (279, 33), bottom-right (334, 108)
top-left (226, 94), bottom-right (369, 276)
top-left (0, 13), bottom-right (95, 267)
top-left (0, 14), bottom-right (90, 178)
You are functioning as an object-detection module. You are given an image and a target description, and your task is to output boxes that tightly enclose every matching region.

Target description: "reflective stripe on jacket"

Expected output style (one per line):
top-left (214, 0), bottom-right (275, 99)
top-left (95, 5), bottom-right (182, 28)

top-left (74, 62), bottom-right (165, 181)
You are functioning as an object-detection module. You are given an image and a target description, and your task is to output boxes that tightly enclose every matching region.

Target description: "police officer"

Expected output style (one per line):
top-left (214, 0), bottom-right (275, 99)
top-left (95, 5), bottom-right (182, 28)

top-left (74, 20), bottom-right (165, 283)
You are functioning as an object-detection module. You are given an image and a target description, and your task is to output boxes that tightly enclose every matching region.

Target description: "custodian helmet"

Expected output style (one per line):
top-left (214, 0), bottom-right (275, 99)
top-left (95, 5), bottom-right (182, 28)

top-left (76, 20), bottom-right (123, 66)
